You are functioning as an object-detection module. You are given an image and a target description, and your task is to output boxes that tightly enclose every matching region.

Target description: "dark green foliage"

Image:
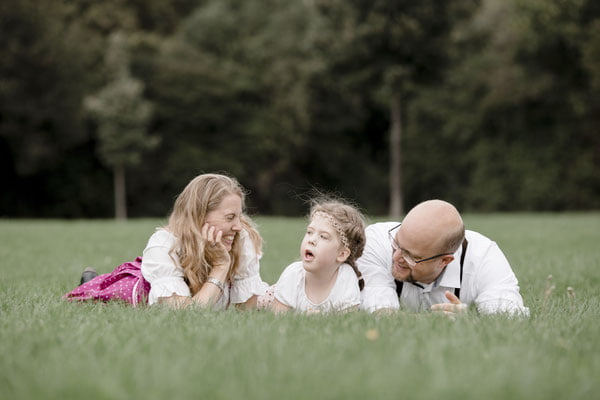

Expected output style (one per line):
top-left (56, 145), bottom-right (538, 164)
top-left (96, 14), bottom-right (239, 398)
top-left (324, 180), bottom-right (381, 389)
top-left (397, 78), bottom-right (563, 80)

top-left (1, 0), bottom-right (598, 217)
top-left (403, 0), bottom-right (600, 211)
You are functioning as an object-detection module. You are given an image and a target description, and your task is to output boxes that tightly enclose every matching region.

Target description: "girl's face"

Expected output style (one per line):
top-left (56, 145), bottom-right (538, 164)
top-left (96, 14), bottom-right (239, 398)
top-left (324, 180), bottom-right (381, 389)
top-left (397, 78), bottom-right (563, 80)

top-left (204, 194), bottom-right (243, 251)
top-left (301, 214), bottom-right (348, 273)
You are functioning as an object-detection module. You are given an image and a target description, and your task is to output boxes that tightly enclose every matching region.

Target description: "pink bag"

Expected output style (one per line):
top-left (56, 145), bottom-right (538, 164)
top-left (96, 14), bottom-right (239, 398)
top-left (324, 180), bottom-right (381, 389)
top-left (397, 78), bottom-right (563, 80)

top-left (63, 257), bottom-right (150, 307)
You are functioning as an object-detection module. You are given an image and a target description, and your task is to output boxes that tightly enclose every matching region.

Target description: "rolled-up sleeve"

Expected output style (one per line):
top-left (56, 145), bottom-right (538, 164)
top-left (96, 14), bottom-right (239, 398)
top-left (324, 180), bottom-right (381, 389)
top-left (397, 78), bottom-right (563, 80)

top-left (470, 239), bottom-right (530, 317)
top-left (141, 230), bottom-right (190, 305)
top-left (358, 223), bottom-right (401, 312)
top-left (229, 230), bottom-right (268, 304)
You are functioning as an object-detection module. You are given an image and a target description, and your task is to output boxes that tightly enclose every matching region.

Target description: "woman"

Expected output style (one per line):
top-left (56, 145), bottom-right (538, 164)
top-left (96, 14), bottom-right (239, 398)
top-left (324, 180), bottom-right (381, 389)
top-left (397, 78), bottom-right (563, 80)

top-left (64, 173), bottom-right (268, 309)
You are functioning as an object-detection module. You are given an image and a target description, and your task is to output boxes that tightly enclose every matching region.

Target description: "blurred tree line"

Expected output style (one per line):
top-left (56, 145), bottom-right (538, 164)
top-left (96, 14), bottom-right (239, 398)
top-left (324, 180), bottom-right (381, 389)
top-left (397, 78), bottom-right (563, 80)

top-left (1, 0), bottom-right (598, 218)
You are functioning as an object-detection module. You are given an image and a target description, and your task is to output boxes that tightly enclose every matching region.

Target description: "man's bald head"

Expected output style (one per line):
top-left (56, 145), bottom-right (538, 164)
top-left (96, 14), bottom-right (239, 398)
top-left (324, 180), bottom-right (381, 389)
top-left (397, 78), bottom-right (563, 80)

top-left (402, 200), bottom-right (465, 254)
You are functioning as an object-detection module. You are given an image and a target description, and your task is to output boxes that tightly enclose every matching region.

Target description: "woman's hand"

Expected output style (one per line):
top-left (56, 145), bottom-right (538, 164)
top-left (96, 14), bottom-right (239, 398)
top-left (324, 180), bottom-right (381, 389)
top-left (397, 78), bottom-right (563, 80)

top-left (188, 223), bottom-right (233, 308)
top-left (201, 223), bottom-right (231, 272)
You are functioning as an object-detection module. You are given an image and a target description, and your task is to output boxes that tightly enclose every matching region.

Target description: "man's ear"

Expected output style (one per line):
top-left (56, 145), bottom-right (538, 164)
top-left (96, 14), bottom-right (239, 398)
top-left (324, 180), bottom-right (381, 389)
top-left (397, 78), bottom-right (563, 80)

top-left (337, 247), bottom-right (351, 263)
top-left (440, 255), bottom-right (455, 269)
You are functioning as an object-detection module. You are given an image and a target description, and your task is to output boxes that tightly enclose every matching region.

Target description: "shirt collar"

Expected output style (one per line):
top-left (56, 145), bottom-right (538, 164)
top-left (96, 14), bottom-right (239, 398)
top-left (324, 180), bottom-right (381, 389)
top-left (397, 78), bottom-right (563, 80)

top-left (435, 248), bottom-right (462, 289)
top-left (414, 247), bottom-right (462, 292)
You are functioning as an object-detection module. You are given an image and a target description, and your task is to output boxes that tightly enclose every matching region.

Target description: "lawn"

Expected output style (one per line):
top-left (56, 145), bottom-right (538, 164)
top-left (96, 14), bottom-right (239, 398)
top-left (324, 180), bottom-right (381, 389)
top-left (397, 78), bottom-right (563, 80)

top-left (1, 213), bottom-right (598, 399)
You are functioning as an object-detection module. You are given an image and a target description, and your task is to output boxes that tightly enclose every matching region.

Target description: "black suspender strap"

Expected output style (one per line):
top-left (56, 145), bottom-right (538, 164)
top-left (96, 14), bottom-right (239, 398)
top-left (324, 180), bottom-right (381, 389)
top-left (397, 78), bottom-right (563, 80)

top-left (395, 280), bottom-right (423, 296)
top-left (395, 238), bottom-right (469, 299)
top-left (395, 280), bottom-right (404, 297)
top-left (454, 238), bottom-right (468, 299)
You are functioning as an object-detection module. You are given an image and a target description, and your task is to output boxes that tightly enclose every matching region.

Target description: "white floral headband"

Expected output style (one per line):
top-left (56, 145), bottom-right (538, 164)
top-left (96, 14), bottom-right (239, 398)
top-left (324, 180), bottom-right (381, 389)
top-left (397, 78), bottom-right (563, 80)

top-left (313, 211), bottom-right (349, 249)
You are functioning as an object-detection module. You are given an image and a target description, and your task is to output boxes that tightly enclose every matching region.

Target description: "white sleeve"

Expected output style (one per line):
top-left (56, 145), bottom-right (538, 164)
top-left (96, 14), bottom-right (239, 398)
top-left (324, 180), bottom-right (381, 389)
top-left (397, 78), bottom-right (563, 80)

top-left (274, 262), bottom-right (303, 308)
top-left (332, 265), bottom-right (361, 311)
top-left (357, 223), bottom-right (400, 312)
top-left (470, 239), bottom-right (530, 317)
top-left (230, 229), bottom-right (269, 303)
top-left (141, 230), bottom-right (191, 305)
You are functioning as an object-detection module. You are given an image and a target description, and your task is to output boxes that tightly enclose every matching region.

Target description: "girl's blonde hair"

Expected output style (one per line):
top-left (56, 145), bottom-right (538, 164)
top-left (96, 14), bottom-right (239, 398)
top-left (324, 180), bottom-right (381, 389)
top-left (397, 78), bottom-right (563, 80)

top-left (309, 199), bottom-right (367, 290)
top-left (165, 173), bottom-right (262, 295)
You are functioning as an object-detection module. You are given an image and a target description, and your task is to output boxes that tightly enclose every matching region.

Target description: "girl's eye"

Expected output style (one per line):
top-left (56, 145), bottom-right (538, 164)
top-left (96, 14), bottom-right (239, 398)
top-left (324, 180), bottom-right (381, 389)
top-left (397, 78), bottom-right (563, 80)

top-left (320, 234), bottom-right (329, 240)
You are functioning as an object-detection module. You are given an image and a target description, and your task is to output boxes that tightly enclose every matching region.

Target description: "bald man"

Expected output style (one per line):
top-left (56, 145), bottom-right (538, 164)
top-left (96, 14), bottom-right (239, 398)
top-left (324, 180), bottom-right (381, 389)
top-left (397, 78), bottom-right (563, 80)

top-left (357, 200), bottom-right (529, 316)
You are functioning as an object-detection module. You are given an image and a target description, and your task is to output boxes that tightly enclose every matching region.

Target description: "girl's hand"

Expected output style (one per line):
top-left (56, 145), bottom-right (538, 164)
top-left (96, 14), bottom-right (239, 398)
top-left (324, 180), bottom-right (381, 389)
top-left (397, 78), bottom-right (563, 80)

top-left (201, 223), bottom-right (231, 272)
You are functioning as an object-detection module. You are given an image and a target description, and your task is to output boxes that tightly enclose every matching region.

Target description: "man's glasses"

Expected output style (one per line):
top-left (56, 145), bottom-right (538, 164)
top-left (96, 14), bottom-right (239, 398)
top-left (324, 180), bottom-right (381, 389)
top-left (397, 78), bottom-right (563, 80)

top-left (387, 223), bottom-right (453, 268)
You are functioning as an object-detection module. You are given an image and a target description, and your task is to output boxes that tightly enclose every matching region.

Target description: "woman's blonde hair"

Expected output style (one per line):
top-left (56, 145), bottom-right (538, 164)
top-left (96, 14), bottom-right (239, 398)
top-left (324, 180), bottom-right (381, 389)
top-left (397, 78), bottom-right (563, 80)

top-left (165, 173), bottom-right (262, 295)
top-left (309, 198), bottom-right (367, 290)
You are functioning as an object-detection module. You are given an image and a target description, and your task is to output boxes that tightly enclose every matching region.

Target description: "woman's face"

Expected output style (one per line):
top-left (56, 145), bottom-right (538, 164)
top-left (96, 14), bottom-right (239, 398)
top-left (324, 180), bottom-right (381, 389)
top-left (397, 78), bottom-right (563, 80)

top-left (204, 194), bottom-right (243, 251)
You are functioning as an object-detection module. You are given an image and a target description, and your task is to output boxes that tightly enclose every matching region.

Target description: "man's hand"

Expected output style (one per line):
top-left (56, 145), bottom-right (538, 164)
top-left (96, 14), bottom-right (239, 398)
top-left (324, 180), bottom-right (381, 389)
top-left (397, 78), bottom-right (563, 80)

top-left (431, 290), bottom-right (467, 316)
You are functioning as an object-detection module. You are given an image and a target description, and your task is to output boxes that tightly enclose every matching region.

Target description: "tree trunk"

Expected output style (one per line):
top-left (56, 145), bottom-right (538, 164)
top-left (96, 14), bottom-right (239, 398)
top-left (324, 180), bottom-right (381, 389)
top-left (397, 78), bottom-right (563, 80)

top-left (114, 163), bottom-right (127, 221)
top-left (389, 93), bottom-right (404, 219)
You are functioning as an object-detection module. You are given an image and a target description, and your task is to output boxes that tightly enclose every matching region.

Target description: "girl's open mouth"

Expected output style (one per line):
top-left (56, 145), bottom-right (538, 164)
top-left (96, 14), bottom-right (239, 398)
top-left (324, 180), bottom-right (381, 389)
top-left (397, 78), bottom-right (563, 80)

top-left (304, 249), bottom-right (315, 261)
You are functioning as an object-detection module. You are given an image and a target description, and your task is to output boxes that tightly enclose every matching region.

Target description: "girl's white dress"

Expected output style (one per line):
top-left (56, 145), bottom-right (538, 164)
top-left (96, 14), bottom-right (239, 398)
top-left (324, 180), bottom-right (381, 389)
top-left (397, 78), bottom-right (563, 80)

top-left (141, 229), bottom-right (268, 309)
top-left (274, 261), bottom-right (361, 313)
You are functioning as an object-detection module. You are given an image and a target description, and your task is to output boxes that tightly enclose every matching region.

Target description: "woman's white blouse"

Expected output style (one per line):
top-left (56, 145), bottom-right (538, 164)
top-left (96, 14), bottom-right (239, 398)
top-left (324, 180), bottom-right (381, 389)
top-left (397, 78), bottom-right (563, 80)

top-left (274, 261), bottom-right (361, 313)
top-left (141, 229), bottom-right (268, 308)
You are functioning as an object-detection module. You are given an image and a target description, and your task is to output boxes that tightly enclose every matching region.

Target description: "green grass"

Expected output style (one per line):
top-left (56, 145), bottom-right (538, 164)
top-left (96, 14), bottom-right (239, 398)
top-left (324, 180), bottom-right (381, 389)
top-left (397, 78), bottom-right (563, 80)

top-left (1, 214), bottom-right (599, 400)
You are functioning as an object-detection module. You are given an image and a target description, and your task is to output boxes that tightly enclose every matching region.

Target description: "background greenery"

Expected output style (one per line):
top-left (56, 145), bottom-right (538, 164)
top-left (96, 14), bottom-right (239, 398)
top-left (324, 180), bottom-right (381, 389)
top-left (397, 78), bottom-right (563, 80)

top-left (2, 0), bottom-right (599, 217)
top-left (1, 215), bottom-right (598, 399)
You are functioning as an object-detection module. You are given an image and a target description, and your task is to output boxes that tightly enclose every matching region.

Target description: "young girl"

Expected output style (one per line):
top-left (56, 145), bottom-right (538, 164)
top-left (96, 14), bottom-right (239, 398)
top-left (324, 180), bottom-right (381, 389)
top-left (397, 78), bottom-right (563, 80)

top-left (265, 199), bottom-right (366, 314)
top-left (64, 173), bottom-right (268, 309)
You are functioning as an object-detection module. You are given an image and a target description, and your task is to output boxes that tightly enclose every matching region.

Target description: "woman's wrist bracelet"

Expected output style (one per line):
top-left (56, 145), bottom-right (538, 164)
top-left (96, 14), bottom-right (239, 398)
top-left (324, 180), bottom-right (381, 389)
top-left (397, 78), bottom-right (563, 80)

top-left (206, 277), bottom-right (225, 292)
